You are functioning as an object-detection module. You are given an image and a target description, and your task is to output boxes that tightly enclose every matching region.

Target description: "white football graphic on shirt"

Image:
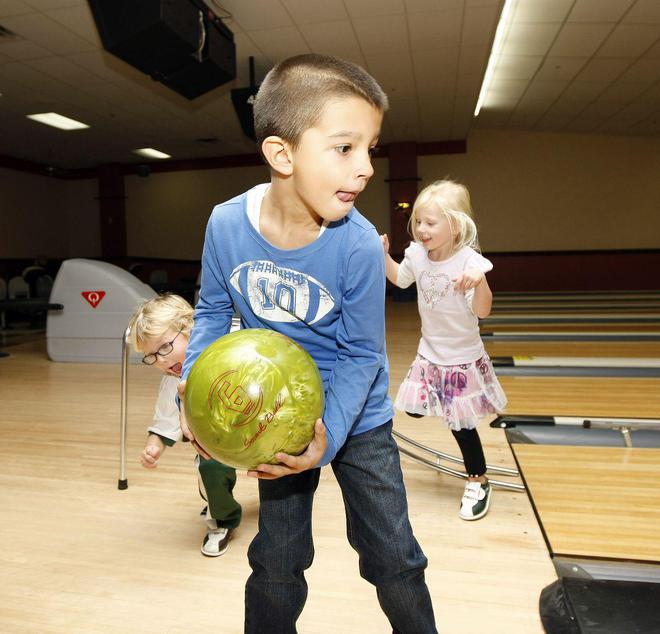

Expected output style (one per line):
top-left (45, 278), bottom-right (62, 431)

top-left (229, 261), bottom-right (335, 324)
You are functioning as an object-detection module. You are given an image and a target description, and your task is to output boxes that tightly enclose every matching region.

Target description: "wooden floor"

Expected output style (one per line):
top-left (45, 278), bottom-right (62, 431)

top-left (513, 445), bottom-right (660, 562)
top-left (2, 299), bottom-right (659, 633)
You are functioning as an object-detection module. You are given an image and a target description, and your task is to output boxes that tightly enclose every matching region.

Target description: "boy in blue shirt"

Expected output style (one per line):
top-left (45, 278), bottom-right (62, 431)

top-left (180, 54), bottom-right (437, 634)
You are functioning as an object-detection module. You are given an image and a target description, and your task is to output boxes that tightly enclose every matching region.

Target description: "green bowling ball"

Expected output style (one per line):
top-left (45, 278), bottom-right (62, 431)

top-left (184, 328), bottom-right (324, 469)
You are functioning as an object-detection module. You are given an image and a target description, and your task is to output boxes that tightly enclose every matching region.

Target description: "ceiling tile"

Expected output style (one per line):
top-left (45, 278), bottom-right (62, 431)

top-left (549, 23), bottom-right (613, 57)
top-left (535, 56), bottom-right (588, 81)
top-left (560, 80), bottom-right (609, 100)
top-left (646, 38), bottom-right (660, 57)
top-left (482, 91), bottom-right (520, 110)
top-left (514, 0), bottom-right (573, 23)
top-left (247, 26), bottom-right (310, 62)
top-left (456, 72), bottom-right (484, 98)
top-left (563, 114), bottom-right (604, 132)
top-left (222, 0), bottom-right (292, 30)
top-left (298, 21), bottom-right (361, 56)
top-left (407, 9), bottom-right (462, 49)
top-left (624, 0), bottom-right (660, 24)
top-left (0, 37), bottom-right (52, 60)
top-left (22, 1), bottom-right (86, 9)
top-left (0, 0), bottom-right (32, 18)
top-left (599, 80), bottom-right (651, 103)
top-left (458, 46), bottom-right (489, 75)
top-left (618, 56), bottom-right (660, 82)
top-left (576, 57), bottom-right (632, 82)
top-left (344, 0), bottom-right (405, 19)
top-left (535, 114), bottom-right (576, 131)
top-left (412, 46), bottom-right (459, 78)
top-left (522, 78), bottom-right (569, 101)
top-left (405, 0), bottom-right (463, 13)
top-left (364, 51), bottom-right (416, 94)
top-left (503, 22), bottom-right (562, 56)
top-left (494, 54), bottom-right (543, 80)
top-left (568, 0), bottom-right (635, 23)
top-left (2, 13), bottom-right (95, 54)
top-left (25, 55), bottom-right (106, 87)
top-left (387, 95), bottom-right (419, 122)
top-left (282, 0), bottom-right (348, 24)
top-left (352, 14), bottom-right (410, 54)
top-left (461, 4), bottom-right (502, 48)
top-left (487, 77), bottom-right (529, 96)
top-left (507, 112), bottom-right (541, 128)
top-left (473, 109), bottom-right (510, 127)
top-left (597, 24), bottom-right (660, 57)
top-left (45, 5), bottom-right (100, 46)
top-left (579, 99), bottom-right (625, 118)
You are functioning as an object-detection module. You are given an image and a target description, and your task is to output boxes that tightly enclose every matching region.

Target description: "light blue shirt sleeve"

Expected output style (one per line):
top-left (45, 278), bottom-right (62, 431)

top-left (318, 230), bottom-right (389, 466)
top-left (182, 210), bottom-right (235, 379)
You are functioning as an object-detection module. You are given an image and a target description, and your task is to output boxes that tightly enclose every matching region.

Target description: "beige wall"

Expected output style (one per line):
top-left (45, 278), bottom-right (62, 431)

top-left (0, 169), bottom-right (100, 259)
top-left (124, 157), bottom-right (390, 259)
top-left (0, 167), bottom-right (67, 258)
top-left (419, 129), bottom-right (660, 252)
top-left (2, 129), bottom-right (659, 259)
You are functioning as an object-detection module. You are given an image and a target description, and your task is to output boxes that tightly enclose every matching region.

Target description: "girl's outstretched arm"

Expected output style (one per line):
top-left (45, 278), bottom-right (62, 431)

top-left (471, 273), bottom-right (493, 318)
top-left (380, 234), bottom-right (400, 286)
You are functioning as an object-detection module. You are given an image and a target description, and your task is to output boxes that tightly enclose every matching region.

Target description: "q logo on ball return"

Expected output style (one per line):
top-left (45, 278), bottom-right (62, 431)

top-left (82, 290), bottom-right (106, 308)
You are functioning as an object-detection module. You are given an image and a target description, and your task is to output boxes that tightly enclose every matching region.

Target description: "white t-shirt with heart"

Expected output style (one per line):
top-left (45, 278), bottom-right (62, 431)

top-left (397, 242), bottom-right (493, 366)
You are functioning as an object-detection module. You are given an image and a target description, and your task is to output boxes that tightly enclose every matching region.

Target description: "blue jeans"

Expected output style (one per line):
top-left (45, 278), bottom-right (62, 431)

top-left (245, 421), bottom-right (437, 634)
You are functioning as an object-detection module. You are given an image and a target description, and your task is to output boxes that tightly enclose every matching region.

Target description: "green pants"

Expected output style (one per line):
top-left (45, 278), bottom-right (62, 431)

top-left (196, 455), bottom-right (242, 529)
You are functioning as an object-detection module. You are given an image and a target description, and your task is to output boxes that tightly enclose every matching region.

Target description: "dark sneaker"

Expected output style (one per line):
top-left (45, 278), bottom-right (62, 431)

top-left (459, 481), bottom-right (491, 521)
top-left (201, 527), bottom-right (231, 557)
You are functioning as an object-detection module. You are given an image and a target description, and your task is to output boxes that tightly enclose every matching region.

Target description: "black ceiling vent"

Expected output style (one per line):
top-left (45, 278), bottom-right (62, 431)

top-left (87, 0), bottom-right (236, 100)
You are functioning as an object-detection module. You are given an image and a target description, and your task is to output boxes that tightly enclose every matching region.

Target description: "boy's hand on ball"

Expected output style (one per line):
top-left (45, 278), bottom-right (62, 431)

top-left (247, 419), bottom-right (327, 480)
top-left (178, 380), bottom-right (211, 460)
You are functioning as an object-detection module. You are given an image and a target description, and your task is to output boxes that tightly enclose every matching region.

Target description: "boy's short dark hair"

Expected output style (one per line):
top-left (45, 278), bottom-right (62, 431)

top-left (253, 54), bottom-right (388, 159)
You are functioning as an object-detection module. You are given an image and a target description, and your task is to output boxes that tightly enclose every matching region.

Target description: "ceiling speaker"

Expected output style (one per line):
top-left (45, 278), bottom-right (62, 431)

top-left (87, 0), bottom-right (236, 99)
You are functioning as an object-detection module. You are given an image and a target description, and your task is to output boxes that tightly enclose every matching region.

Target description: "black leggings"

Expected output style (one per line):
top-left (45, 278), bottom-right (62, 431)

top-left (407, 413), bottom-right (487, 477)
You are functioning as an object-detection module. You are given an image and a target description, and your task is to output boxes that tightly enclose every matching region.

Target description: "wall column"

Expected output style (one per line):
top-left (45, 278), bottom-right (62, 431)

top-left (98, 164), bottom-right (127, 258)
top-left (387, 141), bottom-right (419, 258)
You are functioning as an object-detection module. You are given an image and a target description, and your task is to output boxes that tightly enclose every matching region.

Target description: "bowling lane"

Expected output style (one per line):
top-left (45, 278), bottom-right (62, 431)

top-left (484, 340), bottom-right (660, 359)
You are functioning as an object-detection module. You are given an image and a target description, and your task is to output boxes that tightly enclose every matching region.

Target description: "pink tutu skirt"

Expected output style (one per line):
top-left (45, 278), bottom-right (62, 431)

top-left (394, 353), bottom-right (507, 430)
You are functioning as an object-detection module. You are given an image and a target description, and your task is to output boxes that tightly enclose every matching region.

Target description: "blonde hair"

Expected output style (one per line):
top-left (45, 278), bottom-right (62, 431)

top-left (254, 54), bottom-right (388, 161)
top-left (409, 180), bottom-right (480, 252)
top-left (127, 293), bottom-right (194, 352)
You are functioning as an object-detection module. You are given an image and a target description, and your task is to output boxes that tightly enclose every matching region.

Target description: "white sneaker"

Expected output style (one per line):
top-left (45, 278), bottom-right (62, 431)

top-left (459, 481), bottom-right (491, 521)
top-left (201, 527), bottom-right (231, 557)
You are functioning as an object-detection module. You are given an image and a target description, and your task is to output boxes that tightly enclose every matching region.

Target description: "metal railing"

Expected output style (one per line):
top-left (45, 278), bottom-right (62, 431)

top-left (118, 325), bottom-right (130, 490)
top-left (118, 316), bottom-right (524, 492)
top-left (393, 430), bottom-right (525, 492)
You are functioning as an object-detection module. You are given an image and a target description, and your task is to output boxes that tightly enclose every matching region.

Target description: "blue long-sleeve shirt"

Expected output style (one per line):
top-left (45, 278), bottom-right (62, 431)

top-left (182, 186), bottom-right (393, 466)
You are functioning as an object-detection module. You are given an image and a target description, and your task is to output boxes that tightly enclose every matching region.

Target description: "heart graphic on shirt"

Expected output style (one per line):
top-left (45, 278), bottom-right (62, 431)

top-left (419, 271), bottom-right (451, 306)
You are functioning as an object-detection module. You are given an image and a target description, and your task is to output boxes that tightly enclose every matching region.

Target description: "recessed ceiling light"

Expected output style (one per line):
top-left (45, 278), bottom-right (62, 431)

top-left (26, 112), bottom-right (90, 130)
top-left (133, 148), bottom-right (172, 159)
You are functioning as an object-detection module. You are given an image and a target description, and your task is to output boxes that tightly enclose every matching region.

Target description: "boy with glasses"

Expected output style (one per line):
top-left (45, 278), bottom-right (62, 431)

top-left (128, 293), bottom-right (241, 557)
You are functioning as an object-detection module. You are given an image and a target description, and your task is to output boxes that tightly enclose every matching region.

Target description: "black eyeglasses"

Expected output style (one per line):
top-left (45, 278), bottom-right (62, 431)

top-left (142, 328), bottom-right (183, 365)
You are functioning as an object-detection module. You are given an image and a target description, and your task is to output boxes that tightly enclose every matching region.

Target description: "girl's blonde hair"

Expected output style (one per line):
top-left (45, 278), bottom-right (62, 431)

top-left (409, 179), bottom-right (480, 252)
top-left (127, 293), bottom-right (194, 352)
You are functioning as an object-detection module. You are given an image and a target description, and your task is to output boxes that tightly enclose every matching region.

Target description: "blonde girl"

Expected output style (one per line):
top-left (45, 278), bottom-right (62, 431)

top-left (382, 180), bottom-right (507, 520)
